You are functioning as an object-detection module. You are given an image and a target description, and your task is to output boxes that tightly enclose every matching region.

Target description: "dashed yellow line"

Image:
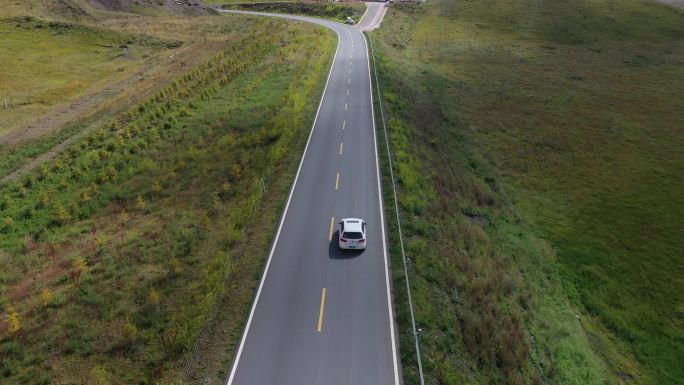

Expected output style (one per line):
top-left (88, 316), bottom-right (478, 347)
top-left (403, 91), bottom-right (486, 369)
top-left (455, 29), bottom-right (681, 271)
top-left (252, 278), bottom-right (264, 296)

top-left (317, 288), bottom-right (327, 332)
top-left (339, 142), bottom-right (344, 155)
top-left (329, 216), bottom-right (335, 241)
top-left (335, 172), bottom-right (340, 190)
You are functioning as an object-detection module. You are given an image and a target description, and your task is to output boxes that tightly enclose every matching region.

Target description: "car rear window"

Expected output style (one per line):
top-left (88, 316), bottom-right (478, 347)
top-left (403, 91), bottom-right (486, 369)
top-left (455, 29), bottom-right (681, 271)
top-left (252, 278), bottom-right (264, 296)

top-left (343, 231), bottom-right (364, 239)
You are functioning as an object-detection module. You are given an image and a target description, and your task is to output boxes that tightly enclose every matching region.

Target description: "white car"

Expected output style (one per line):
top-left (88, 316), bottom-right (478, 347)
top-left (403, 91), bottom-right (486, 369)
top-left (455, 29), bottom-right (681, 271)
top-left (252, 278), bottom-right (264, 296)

top-left (338, 218), bottom-right (367, 250)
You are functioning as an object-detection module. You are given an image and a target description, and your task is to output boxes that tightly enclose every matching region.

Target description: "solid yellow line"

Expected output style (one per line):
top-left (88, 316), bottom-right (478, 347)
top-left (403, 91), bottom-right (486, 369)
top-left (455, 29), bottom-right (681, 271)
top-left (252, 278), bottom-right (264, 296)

top-left (342, 120), bottom-right (346, 130)
top-left (336, 172), bottom-right (340, 190)
top-left (317, 288), bottom-right (327, 332)
top-left (339, 142), bottom-right (344, 155)
top-left (329, 216), bottom-right (335, 241)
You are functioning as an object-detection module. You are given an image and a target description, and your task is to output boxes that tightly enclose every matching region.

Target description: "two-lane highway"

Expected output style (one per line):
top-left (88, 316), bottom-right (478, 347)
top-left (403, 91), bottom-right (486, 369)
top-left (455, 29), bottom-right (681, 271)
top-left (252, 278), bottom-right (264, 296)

top-left (219, 7), bottom-right (399, 385)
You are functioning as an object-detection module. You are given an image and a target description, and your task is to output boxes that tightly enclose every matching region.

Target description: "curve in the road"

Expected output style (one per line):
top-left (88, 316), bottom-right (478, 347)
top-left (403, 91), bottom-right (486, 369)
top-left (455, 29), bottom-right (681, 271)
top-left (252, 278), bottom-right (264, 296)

top-left (219, 8), bottom-right (400, 385)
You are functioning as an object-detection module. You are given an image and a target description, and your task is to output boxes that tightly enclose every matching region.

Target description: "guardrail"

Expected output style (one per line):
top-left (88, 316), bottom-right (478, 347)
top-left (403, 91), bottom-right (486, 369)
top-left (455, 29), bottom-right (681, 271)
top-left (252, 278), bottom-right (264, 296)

top-left (366, 32), bottom-right (426, 385)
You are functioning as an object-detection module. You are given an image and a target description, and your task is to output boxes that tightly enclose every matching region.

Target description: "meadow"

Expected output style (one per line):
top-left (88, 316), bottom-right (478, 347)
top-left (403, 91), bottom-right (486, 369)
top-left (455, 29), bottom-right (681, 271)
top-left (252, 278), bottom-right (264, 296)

top-left (0, 14), bottom-right (335, 384)
top-left (0, 16), bottom-right (176, 137)
top-left (370, 0), bottom-right (683, 384)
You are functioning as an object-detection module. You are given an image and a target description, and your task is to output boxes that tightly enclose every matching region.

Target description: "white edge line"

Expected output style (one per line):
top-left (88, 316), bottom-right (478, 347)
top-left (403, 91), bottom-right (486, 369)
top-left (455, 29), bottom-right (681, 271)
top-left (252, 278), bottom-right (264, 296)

top-left (225, 25), bottom-right (343, 385)
top-left (361, 29), bottom-right (401, 385)
top-left (357, 2), bottom-right (371, 29)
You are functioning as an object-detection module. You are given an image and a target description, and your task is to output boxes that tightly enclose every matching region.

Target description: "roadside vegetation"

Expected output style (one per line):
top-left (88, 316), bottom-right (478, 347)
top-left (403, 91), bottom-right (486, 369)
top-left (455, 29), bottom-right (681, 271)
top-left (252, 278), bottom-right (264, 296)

top-left (218, 2), bottom-right (366, 22)
top-left (371, 0), bottom-right (683, 384)
top-left (0, 13), bottom-right (335, 385)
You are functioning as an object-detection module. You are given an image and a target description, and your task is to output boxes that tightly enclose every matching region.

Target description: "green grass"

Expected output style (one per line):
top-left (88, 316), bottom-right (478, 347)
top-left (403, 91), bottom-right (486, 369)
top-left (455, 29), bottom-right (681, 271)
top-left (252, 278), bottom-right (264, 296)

top-left (370, 0), bottom-right (684, 384)
top-left (0, 15), bottom-right (335, 384)
top-left (219, 2), bottom-right (366, 22)
top-left (0, 16), bottom-right (179, 137)
top-left (0, 122), bottom-right (86, 180)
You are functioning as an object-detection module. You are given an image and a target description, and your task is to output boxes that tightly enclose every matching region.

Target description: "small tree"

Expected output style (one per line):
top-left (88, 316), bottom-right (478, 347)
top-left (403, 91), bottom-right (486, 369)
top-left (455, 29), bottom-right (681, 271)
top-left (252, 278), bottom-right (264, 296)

top-left (5, 304), bottom-right (21, 335)
top-left (136, 195), bottom-right (146, 212)
top-left (4, 216), bottom-right (13, 231)
top-left (118, 210), bottom-right (129, 228)
top-left (230, 163), bottom-right (242, 181)
top-left (152, 180), bottom-right (162, 194)
top-left (70, 256), bottom-right (88, 287)
top-left (148, 288), bottom-right (161, 314)
top-left (81, 189), bottom-right (92, 203)
top-left (40, 288), bottom-right (54, 307)
top-left (90, 366), bottom-right (111, 385)
top-left (122, 320), bottom-right (138, 341)
top-left (55, 204), bottom-right (70, 225)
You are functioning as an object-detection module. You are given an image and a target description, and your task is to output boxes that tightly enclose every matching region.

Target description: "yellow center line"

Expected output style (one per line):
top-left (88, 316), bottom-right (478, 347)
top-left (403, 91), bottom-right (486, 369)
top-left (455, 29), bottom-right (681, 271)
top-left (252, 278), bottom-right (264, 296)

top-left (342, 120), bottom-right (346, 130)
top-left (329, 216), bottom-right (335, 241)
top-left (335, 172), bottom-right (340, 190)
top-left (317, 288), bottom-right (327, 333)
top-left (339, 142), bottom-right (344, 155)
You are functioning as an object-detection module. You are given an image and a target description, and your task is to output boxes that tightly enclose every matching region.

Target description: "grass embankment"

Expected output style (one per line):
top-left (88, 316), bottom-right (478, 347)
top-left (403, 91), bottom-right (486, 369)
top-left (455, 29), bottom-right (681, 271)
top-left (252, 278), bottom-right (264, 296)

top-left (0, 15), bottom-right (253, 185)
top-left (0, 16), bottom-right (178, 137)
top-left (371, 0), bottom-right (683, 384)
top-left (0, 15), bottom-right (335, 384)
top-left (219, 2), bottom-right (366, 22)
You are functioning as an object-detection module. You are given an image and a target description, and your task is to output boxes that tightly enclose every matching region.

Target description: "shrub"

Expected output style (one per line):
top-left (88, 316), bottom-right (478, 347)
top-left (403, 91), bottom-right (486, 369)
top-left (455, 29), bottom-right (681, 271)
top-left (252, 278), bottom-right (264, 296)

top-left (5, 304), bottom-right (21, 335)
top-left (39, 288), bottom-right (54, 307)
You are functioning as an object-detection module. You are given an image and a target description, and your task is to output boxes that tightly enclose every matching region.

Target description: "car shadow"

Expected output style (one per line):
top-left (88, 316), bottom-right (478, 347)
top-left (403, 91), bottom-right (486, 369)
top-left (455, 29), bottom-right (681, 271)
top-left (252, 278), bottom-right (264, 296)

top-left (329, 230), bottom-right (364, 259)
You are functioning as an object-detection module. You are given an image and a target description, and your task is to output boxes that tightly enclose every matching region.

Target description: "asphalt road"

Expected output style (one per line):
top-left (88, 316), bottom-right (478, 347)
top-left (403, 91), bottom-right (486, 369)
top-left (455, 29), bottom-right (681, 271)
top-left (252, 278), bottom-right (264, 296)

top-left (219, 7), bottom-right (400, 385)
top-left (356, 2), bottom-right (387, 31)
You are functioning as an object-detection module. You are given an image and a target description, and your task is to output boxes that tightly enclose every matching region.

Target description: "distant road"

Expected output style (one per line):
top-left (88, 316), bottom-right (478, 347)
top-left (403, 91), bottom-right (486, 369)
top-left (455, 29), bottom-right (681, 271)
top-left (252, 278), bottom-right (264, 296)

top-left (218, 6), bottom-right (400, 385)
top-left (356, 2), bottom-right (387, 31)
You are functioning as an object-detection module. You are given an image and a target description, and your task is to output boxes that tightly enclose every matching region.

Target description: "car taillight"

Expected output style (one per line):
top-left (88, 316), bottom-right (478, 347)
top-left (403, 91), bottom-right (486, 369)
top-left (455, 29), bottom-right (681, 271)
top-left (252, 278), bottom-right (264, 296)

top-left (340, 238), bottom-right (347, 242)
top-left (359, 239), bottom-right (365, 243)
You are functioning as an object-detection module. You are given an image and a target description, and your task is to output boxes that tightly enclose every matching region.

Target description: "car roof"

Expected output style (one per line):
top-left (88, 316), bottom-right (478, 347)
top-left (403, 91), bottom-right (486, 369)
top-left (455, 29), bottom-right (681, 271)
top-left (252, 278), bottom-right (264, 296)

top-left (341, 218), bottom-right (364, 232)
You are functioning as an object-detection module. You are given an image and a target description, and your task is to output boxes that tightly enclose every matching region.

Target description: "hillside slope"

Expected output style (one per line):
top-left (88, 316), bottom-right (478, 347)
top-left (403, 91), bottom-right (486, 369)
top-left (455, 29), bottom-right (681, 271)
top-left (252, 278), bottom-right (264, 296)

top-left (371, 0), bottom-right (683, 384)
top-left (3, 0), bottom-right (211, 19)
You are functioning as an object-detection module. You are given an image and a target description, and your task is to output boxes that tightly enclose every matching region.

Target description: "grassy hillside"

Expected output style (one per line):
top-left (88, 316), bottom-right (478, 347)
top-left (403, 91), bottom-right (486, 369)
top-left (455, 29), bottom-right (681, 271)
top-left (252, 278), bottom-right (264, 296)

top-left (370, 0), bottom-right (683, 384)
top-left (0, 16), bottom-right (176, 137)
top-left (0, 9), bottom-right (257, 187)
top-left (218, 2), bottom-right (366, 22)
top-left (0, 14), bottom-right (335, 384)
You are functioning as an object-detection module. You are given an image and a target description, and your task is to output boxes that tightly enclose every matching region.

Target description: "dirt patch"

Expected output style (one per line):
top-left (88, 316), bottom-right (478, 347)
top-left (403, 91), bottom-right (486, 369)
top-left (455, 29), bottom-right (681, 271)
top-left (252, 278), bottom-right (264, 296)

top-left (7, 247), bottom-right (71, 304)
top-left (45, 0), bottom-right (91, 18)
top-left (89, 0), bottom-right (133, 11)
